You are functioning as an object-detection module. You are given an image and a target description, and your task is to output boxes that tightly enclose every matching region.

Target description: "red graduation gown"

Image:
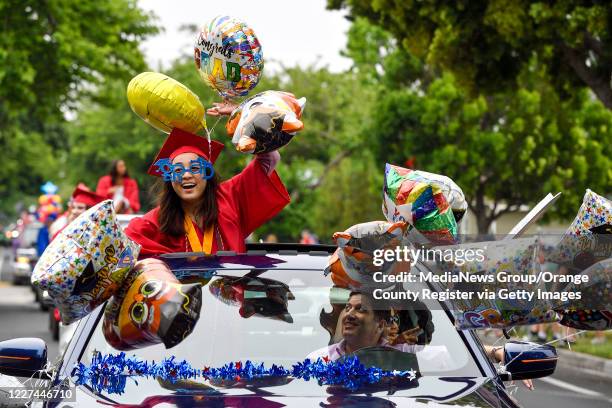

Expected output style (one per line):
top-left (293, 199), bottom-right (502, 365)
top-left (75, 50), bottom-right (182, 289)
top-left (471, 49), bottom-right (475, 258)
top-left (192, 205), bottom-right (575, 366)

top-left (125, 159), bottom-right (290, 256)
top-left (96, 175), bottom-right (141, 213)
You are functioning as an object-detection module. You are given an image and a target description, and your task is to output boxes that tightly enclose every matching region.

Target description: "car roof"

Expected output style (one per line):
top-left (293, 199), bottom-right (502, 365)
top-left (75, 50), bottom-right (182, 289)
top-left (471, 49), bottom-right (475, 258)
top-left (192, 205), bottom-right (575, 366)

top-left (159, 243), bottom-right (336, 271)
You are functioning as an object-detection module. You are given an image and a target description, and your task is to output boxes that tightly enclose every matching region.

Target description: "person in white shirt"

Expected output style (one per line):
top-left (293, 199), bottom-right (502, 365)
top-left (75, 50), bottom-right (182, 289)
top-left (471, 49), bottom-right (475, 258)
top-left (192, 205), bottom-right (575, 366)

top-left (308, 291), bottom-right (533, 390)
top-left (308, 291), bottom-right (422, 361)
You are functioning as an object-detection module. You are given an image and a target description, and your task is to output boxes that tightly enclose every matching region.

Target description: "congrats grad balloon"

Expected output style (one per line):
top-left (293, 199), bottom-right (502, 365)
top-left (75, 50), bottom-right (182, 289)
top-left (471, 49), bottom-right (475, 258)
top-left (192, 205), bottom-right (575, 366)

top-left (194, 16), bottom-right (264, 99)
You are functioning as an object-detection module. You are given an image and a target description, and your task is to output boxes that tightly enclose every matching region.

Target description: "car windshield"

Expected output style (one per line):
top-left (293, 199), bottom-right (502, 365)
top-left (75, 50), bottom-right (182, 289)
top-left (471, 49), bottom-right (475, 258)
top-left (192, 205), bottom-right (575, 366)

top-left (78, 254), bottom-right (481, 402)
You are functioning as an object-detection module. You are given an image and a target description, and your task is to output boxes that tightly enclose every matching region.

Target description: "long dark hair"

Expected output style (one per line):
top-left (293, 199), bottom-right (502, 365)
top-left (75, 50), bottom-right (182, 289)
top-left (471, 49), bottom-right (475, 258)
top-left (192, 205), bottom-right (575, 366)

top-left (155, 173), bottom-right (220, 236)
top-left (109, 160), bottom-right (130, 185)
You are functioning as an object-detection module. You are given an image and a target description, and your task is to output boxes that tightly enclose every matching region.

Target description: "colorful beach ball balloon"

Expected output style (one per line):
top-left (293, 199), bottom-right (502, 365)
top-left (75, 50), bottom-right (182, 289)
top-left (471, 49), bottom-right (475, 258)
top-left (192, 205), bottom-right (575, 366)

top-left (194, 15), bottom-right (264, 99)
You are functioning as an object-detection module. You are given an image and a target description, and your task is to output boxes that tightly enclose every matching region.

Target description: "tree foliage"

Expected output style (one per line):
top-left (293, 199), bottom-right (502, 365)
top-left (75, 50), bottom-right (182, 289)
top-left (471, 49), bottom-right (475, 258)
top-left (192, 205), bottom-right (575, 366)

top-left (3, 2), bottom-right (610, 240)
top-left (342, 16), bottom-right (611, 233)
top-left (0, 0), bottom-right (158, 214)
top-left (369, 73), bottom-right (611, 232)
top-left (328, 0), bottom-right (612, 109)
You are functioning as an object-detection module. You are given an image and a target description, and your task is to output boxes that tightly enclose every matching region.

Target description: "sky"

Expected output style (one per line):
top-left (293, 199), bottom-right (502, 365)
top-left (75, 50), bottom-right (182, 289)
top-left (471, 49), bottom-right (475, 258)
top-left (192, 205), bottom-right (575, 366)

top-left (138, 0), bottom-right (353, 72)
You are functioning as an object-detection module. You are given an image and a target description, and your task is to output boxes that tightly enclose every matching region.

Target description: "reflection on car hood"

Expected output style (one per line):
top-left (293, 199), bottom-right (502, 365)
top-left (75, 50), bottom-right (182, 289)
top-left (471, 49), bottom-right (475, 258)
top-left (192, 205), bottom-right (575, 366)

top-left (69, 376), bottom-right (513, 407)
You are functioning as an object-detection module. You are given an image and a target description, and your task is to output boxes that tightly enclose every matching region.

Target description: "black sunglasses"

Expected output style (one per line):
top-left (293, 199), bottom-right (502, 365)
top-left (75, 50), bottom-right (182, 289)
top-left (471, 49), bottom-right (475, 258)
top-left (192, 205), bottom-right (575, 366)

top-left (387, 315), bottom-right (400, 325)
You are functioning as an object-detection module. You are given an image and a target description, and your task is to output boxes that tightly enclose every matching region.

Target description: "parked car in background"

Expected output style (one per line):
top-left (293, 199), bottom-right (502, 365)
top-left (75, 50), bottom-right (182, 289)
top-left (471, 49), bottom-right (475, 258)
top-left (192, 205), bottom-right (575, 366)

top-left (10, 221), bottom-right (42, 286)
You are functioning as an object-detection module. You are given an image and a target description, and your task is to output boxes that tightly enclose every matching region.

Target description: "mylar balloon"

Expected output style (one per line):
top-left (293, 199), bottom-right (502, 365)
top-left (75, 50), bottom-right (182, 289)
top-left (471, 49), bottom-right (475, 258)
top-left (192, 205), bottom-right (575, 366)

top-left (40, 181), bottom-right (58, 195)
top-left (226, 91), bottom-right (306, 154)
top-left (37, 194), bottom-right (62, 222)
top-left (38, 194), bottom-right (61, 206)
top-left (31, 200), bottom-right (140, 324)
top-left (558, 310), bottom-right (612, 331)
top-left (127, 72), bottom-right (207, 134)
top-left (383, 164), bottom-right (463, 244)
top-left (554, 259), bottom-right (611, 331)
top-left (551, 189), bottom-right (612, 271)
top-left (325, 221), bottom-right (408, 290)
top-left (194, 16), bottom-right (263, 99)
top-left (103, 258), bottom-right (202, 350)
top-left (434, 238), bottom-right (561, 330)
top-left (209, 275), bottom-right (294, 323)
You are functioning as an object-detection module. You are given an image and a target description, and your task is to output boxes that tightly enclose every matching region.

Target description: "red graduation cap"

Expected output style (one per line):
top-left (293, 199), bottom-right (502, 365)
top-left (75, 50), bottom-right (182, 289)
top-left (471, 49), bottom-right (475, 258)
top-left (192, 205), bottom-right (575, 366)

top-left (147, 128), bottom-right (225, 177)
top-left (71, 185), bottom-right (104, 207)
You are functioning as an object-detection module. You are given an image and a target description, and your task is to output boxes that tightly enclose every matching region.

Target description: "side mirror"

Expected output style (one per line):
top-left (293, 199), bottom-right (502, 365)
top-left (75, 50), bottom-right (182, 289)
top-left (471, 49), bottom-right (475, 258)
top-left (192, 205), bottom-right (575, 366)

top-left (0, 338), bottom-right (47, 377)
top-left (502, 341), bottom-right (557, 380)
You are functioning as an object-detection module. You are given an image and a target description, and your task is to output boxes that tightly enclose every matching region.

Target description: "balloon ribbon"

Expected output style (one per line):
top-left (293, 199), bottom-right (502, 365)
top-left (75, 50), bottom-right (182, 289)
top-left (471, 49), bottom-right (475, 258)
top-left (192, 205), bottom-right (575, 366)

top-left (184, 217), bottom-right (214, 254)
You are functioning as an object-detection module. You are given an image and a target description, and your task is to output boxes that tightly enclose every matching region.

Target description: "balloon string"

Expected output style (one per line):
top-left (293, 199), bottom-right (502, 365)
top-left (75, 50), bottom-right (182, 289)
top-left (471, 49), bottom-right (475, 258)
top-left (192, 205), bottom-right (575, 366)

top-left (209, 116), bottom-right (223, 135)
top-left (203, 112), bottom-right (224, 161)
top-left (491, 327), bottom-right (516, 348)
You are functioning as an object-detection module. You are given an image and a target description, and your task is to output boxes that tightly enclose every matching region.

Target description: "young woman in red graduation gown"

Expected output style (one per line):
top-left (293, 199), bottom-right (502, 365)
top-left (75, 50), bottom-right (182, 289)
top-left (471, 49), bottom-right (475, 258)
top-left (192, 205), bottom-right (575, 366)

top-left (96, 160), bottom-right (141, 214)
top-left (125, 126), bottom-right (290, 257)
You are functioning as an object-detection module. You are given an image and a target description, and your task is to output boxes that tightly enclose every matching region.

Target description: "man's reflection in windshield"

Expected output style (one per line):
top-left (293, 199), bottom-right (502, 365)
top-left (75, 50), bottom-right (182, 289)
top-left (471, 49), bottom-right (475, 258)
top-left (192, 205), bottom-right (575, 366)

top-left (309, 291), bottom-right (428, 361)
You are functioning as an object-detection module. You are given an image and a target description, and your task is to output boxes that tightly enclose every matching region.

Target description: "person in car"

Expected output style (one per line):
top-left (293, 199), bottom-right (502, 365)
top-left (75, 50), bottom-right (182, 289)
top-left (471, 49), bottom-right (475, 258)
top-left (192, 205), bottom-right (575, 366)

top-left (386, 307), bottom-right (419, 345)
top-left (308, 291), bottom-right (424, 361)
top-left (309, 291), bottom-right (534, 390)
top-left (126, 104), bottom-right (290, 256)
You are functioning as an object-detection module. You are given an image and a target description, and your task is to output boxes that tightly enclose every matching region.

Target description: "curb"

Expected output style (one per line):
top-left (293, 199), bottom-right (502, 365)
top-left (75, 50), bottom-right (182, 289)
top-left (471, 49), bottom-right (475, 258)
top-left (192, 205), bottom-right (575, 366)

top-left (557, 348), bottom-right (612, 379)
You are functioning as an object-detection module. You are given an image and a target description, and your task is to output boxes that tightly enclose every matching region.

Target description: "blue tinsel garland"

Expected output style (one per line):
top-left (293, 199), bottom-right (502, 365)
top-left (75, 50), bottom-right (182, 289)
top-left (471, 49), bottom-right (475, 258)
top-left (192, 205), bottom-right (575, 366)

top-left (74, 352), bottom-right (418, 394)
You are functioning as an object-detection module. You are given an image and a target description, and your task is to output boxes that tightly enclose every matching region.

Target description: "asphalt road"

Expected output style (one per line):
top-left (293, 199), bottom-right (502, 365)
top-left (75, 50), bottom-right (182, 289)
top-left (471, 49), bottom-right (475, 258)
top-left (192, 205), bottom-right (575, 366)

top-left (0, 284), bottom-right (59, 362)
top-left (514, 362), bottom-right (612, 408)
top-left (0, 279), bottom-right (609, 407)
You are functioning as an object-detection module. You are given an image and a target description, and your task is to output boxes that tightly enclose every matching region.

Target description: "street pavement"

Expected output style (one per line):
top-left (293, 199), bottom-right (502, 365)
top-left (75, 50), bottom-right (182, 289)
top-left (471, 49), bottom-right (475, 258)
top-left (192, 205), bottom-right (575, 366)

top-left (0, 284), bottom-right (59, 362)
top-left (514, 363), bottom-right (612, 407)
top-left (0, 280), bottom-right (609, 406)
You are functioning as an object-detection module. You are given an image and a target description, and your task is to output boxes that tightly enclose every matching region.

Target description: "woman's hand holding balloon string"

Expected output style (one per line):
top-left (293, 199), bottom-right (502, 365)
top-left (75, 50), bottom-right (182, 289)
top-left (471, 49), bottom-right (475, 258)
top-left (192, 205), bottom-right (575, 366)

top-left (206, 99), bottom-right (281, 175)
top-left (206, 100), bottom-right (238, 116)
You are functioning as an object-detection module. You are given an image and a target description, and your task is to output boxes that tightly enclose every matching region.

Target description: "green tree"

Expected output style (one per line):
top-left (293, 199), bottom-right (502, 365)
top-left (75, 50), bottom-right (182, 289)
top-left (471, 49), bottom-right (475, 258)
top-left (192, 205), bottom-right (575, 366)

top-left (369, 73), bottom-right (611, 233)
top-left (341, 17), bottom-right (611, 234)
top-left (329, 0), bottom-right (612, 109)
top-left (62, 79), bottom-right (161, 204)
top-left (265, 65), bottom-right (381, 240)
top-left (310, 154), bottom-right (382, 241)
top-left (0, 0), bottom-right (158, 214)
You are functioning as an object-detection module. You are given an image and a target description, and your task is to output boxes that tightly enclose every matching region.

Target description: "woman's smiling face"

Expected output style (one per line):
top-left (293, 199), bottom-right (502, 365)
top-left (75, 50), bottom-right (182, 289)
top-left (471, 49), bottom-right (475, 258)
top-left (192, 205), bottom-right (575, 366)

top-left (171, 152), bottom-right (208, 203)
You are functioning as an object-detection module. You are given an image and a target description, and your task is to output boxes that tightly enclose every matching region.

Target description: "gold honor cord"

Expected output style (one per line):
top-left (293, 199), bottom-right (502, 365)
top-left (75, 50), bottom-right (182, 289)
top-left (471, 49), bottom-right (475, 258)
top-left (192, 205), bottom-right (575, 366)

top-left (184, 217), bottom-right (214, 254)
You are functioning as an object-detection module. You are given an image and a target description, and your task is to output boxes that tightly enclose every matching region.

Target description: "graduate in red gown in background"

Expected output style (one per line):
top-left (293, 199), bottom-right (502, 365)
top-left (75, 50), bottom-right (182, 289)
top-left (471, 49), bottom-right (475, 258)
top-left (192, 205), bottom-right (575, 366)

top-left (96, 160), bottom-right (141, 214)
top-left (51, 185), bottom-right (105, 240)
top-left (125, 127), bottom-right (290, 257)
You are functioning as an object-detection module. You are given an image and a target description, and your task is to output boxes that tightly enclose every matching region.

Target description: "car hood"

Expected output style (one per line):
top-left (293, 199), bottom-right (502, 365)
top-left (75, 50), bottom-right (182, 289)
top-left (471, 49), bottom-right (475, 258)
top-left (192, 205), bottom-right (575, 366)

top-left (58, 376), bottom-right (513, 408)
